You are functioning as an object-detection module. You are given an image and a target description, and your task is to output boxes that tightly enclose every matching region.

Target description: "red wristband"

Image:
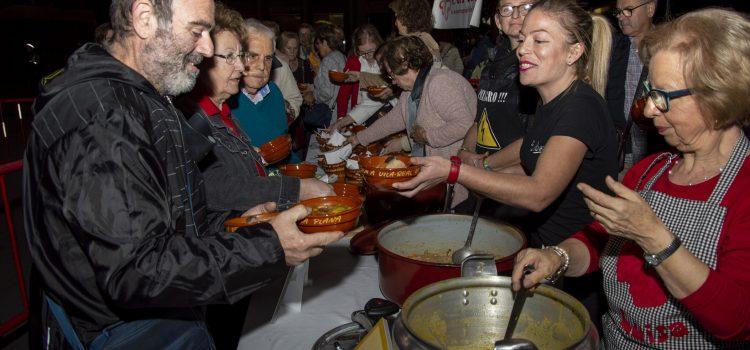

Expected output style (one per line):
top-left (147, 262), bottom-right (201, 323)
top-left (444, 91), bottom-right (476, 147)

top-left (447, 156), bottom-right (461, 184)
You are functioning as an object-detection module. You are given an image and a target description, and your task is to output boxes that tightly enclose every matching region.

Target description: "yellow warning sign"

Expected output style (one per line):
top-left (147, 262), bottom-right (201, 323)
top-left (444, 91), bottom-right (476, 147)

top-left (477, 109), bottom-right (499, 149)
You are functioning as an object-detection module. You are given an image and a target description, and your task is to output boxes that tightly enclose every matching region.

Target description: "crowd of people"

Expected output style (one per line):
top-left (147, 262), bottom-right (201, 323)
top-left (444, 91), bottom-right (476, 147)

top-left (21, 0), bottom-right (750, 348)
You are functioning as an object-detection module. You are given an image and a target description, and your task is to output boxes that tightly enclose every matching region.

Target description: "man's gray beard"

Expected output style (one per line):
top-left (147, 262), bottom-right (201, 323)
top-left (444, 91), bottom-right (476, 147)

top-left (142, 29), bottom-right (203, 96)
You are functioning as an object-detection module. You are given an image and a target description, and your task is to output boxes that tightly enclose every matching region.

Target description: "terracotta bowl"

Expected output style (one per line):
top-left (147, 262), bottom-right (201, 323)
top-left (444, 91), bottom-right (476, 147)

top-left (353, 142), bottom-right (382, 156)
top-left (318, 159), bottom-right (346, 183)
top-left (319, 143), bottom-right (338, 153)
top-left (224, 196), bottom-right (362, 234)
top-left (298, 196), bottom-right (363, 233)
top-left (279, 163), bottom-right (318, 179)
top-left (367, 85), bottom-right (388, 96)
top-left (328, 70), bottom-right (349, 83)
top-left (258, 134), bottom-right (292, 164)
top-left (350, 124), bottom-right (367, 133)
top-left (359, 155), bottom-right (420, 191)
top-left (319, 159), bottom-right (346, 172)
top-left (333, 183), bottom-right (365, 202)
top-left (315, 133), bottom-right (331, 145)
top-left (223, 212), bottom-right (279, 233)
top-left (345, 167), bottom-right (364, 186)
top-left (345, 156), bottom-right (363, 185)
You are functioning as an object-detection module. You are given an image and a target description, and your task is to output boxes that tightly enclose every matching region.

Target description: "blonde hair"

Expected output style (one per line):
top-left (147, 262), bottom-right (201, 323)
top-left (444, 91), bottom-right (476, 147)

top-left (529, 0), bottom-right (611, 96)
top-left (589, 15), bottom-right (613, 97)
top-left (642, 8), bottom-right (750, 128)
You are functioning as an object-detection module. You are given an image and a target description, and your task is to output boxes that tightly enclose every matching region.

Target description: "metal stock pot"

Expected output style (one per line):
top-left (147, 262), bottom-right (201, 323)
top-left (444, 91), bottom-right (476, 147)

top-left (391, 256), bottom-right (599, 350)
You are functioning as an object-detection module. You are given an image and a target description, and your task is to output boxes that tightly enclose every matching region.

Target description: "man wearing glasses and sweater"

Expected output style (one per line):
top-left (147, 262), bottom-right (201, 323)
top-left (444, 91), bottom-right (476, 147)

top-left (607, 0), bottom-right (658, 174)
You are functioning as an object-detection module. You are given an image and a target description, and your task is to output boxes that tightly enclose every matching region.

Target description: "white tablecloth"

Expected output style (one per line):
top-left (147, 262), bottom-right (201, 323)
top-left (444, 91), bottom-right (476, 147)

top-left (237, 237), bottom-right (383, 350)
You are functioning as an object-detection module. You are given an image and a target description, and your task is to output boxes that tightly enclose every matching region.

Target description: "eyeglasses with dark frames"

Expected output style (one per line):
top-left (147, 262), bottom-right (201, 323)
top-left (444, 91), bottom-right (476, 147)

top-left (612, 0), bottom-right (652, 17)
top-left (496, 3), bottom-right (534, 17)
top-left (646, 86), bottom-right (692, 113)
top-left (214, 52), bottom-right (248, 65)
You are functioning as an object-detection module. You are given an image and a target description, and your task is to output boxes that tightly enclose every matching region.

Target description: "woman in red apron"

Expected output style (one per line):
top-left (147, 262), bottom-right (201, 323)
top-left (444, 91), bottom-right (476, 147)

top-left (512, 8), bottom-right (750, 348)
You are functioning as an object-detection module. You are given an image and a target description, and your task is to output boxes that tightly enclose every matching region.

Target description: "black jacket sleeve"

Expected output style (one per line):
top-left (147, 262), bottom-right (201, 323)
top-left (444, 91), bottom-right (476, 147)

top-left (200, 151), bottom-right (300, 212)
top-left (606, 31), bottom-right (630, 131)
top-left (55, 108), bottom-right (286, 307)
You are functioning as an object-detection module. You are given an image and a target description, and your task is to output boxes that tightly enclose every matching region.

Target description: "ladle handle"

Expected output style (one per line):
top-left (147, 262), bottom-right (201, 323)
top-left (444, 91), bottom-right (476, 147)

top-left (465, 195), bottom-right (484, 247)
top-left (443, 183), bottom-right (455, 213)
top-left (503, 265), bottom-right (534, 340)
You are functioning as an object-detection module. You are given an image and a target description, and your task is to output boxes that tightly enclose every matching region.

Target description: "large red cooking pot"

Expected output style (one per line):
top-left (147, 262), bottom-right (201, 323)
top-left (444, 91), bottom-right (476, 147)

top-left (375, 214), bottom-right (526, 305)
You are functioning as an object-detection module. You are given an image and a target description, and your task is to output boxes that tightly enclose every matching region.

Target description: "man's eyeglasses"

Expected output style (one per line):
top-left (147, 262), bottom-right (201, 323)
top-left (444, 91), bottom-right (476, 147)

top-left (646, 86), bottom-right (692, 113)
top-left (496, 3), bottom-right (534, 17)
top-left (214, 52), bottom-right (248, 65)
top-left (612, 0), bottom-right (652, 17)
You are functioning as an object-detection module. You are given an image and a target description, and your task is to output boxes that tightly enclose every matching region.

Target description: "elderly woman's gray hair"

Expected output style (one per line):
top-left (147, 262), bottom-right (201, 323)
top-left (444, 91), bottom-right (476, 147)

top-left (244, 18), bottom-right (276, 50)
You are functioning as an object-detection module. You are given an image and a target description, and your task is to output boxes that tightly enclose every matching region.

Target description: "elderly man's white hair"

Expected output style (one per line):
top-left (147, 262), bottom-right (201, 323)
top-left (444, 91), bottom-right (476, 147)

top-left (244, 18), bottom-right (276, 50)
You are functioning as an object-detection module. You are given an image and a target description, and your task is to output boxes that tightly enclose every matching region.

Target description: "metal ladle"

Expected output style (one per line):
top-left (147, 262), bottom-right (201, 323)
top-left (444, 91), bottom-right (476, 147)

top-left (495, 265), bottom-right (536, 349)
top-left (451, 195), bottom-right (484, 265)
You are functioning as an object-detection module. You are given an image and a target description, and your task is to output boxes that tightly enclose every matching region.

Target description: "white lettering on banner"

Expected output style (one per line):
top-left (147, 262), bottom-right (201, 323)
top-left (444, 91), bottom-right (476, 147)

top-left (477, 90), bottom-right (509, 103)
top-left (433, 0), bottom-right (483, 29)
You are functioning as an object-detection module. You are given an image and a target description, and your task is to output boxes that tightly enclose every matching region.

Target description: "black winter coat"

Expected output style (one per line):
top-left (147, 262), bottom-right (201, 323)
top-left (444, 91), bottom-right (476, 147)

top-left (24, 44), bottom-right (286, 344)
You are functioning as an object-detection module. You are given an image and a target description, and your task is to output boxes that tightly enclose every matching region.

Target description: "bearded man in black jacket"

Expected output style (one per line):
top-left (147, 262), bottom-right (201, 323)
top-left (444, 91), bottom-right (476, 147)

top-left (23, 0), bottom-right (343, 348)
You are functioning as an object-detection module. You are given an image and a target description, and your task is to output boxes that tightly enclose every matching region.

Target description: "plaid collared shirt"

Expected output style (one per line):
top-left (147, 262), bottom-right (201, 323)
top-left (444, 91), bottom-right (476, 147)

top-left (624, 37), bottom-right (647, 164)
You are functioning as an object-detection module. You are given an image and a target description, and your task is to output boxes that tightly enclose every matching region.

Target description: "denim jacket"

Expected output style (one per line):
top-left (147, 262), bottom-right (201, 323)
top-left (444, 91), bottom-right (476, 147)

top-left (178, 98), bottom-right (300, 212)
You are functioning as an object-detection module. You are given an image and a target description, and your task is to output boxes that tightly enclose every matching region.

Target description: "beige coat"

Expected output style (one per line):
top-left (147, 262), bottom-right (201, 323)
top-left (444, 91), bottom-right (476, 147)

top-left (356, 66), bottom-right (476, 204)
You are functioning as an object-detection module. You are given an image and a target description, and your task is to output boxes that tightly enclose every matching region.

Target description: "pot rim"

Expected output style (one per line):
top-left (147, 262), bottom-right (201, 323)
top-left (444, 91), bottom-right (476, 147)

top-left (400, 275), bottom-right (594, 350)
top-left (374, 213), bottom-right (527, 267)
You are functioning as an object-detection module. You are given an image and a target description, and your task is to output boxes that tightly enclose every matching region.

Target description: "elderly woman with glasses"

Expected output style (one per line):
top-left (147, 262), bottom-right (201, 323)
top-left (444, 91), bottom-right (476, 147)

top-left (511, 8), bottom-right (750, 347)
top-left (178, 8), bottom-right (332, 218)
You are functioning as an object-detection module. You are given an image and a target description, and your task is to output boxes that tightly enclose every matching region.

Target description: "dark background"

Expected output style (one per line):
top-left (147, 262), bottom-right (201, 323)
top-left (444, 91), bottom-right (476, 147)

top-left (1, 0), bottom-right (747, 99)
top-left (0, 0), bottom-right (746, 162)
top-left (0, 1), bottom-right (746, 348)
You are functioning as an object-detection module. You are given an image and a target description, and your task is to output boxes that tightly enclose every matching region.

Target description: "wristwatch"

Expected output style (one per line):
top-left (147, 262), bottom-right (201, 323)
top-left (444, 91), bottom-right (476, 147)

top-left (643, 236), bottom-right (682, 267)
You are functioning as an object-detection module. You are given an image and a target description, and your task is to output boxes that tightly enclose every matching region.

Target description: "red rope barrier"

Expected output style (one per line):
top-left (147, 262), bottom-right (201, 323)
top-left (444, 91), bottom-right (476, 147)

top-left (0, 160), bottom-right (28, 336)
top-left (0, 98), bottom-right (34, 104)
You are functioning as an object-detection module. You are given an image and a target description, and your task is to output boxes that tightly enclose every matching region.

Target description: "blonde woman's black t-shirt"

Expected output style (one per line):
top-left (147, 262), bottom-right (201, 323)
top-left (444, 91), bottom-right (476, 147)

top-left (520, 80), bottom-right (618, 247)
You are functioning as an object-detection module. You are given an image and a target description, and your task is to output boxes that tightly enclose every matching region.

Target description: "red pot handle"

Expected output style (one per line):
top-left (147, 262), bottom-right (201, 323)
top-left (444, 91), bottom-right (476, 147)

top-left (349, 221), bottom-right (392, 255)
